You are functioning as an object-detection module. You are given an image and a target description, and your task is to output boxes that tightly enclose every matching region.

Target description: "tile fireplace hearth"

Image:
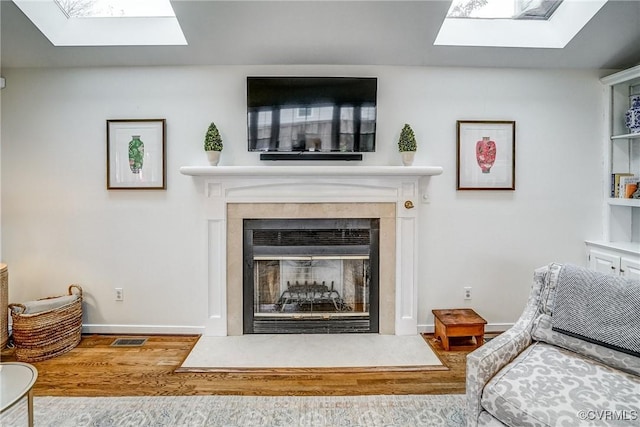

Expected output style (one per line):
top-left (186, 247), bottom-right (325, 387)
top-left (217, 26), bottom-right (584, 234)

top-left (180, 166), bottom-right (443, 336)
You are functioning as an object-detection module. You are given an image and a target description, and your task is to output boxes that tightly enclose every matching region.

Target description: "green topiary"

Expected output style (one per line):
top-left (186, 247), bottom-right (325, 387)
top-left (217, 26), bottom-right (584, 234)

top-left (204, 122), bottom-right (223, 151)
top-left (398, 124), bottom-right (417, 152)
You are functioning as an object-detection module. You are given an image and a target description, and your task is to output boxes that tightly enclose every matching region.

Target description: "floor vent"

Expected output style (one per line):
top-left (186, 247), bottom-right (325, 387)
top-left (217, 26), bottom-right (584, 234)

top-left (111, 338), bottom-right (148, 347)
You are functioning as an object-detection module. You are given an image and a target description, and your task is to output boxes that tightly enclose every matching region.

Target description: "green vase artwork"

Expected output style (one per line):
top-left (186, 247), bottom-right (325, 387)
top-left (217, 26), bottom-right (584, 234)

top-left (128, 135), bottom-right (144, 174)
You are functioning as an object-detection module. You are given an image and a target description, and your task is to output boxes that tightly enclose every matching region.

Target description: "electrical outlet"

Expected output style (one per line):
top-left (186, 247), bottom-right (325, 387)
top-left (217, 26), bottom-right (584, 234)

top-left (115, 288), bottom-right (124, 301)
top-left (464, 286), bottom-right (472, 300)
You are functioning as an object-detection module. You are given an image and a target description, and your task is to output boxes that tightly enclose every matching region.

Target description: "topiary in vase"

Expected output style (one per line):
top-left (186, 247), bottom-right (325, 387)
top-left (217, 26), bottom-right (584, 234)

top-left (204, 122), bottom-right (223, 166)
top-left (398, 123), bottom-right (417, 166)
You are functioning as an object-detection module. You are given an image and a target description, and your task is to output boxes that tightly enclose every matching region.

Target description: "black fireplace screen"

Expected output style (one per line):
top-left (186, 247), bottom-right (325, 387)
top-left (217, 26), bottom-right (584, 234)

top-left (243, 219), bottom-right (379, 334)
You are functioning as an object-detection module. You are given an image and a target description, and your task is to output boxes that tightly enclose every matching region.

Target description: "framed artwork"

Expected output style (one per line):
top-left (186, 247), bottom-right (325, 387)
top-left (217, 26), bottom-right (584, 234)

top-left (456, 120), bottom-right (515, 190)
top-left (107, 119), bottom-right (166, 189)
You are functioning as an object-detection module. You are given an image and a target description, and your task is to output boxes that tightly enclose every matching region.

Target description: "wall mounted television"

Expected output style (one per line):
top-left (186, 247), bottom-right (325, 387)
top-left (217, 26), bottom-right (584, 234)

top-left (247, 77), bottom-right (377, 160)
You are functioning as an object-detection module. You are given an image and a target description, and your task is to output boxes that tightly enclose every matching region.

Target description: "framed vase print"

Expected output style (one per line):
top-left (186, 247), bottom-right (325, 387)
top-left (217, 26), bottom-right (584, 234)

top-left (456, 120), bottom-right (515, 190)
top-left (107, 119), bottom-right (166, 189)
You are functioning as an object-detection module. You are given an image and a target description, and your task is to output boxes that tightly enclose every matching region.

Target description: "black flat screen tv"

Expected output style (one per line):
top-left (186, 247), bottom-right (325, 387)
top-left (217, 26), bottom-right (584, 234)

top-left (247, 77), bottom-right (377, 159)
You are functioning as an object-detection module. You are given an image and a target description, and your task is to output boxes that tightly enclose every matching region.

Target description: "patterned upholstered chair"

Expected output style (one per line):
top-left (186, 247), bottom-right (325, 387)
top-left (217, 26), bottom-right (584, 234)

top-left (466, 263), bottom-right (640, 427)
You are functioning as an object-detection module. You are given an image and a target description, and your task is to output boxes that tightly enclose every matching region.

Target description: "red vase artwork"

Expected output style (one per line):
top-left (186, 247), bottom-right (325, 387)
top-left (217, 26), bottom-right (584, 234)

top-left (476, 136), bottom-right (496, 173)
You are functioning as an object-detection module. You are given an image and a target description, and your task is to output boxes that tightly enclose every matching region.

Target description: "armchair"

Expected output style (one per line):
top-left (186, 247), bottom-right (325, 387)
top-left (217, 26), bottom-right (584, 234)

top-left (466, 263), bottom-right (640, 427)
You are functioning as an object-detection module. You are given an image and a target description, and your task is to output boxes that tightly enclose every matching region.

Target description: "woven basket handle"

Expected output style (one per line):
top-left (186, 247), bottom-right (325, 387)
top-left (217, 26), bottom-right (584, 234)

top-left (8, 303), bottom-right (26, 314)
top-left (68, 284), bottom-right (83, 297)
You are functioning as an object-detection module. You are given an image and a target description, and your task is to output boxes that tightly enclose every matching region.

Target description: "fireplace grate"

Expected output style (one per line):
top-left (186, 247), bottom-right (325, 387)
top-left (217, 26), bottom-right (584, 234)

top-left (253, 229), bottom-right (370, 246)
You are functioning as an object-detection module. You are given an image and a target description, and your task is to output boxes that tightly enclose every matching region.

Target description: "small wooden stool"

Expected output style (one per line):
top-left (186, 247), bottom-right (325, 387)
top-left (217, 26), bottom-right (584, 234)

top-left (432, 308), bottom-right (487, 351)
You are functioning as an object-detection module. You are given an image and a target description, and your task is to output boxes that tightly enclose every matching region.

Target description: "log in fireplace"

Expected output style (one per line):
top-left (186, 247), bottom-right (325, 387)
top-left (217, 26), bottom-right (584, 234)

top-left (243, 218), bottom-right (380, 334)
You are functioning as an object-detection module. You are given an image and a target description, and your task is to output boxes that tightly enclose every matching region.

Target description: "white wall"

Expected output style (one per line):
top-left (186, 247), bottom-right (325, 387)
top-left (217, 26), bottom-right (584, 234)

top-left (1, 65), bottom-right (604, 333)
top-left (1, 1), bottom-right (3, 262)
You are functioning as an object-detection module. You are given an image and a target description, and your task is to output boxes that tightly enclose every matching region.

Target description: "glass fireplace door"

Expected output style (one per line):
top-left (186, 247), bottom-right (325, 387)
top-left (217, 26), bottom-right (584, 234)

top-left (244, 218), bottom-right (379, 334)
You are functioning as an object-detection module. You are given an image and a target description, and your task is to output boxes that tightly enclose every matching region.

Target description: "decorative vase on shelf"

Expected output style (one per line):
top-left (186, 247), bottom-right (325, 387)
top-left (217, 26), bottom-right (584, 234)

top-left (128, 135), bottom-right (144, 174)
top-left (625, 94), bottom-right (640, 134)
top-left (206, 151), bottom-right (221, 166)
top-left (401, 151), bottom-right (415, 166)
top-left (476, 136), bottom-right (496, 173)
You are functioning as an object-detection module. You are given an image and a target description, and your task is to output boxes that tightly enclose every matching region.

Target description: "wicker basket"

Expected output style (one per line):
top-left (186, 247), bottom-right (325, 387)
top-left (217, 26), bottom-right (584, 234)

top-left (9, 285), bottom-right (83, 362)
top-left (1, 264), bottom-right (7, 349)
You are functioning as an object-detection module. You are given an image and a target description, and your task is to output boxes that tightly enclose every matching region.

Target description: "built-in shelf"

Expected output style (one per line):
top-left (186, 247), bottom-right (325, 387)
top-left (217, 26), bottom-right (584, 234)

top-left (585, 240), bottom-right (640, 257)
top-left (180, 165), bottom-right (444, 177)
top-left (607, 198), bottom-right (640, 207)
top-left (592, 65), bottom-right (640, 262)
top-left (611, 133), bottom-right (640, 140)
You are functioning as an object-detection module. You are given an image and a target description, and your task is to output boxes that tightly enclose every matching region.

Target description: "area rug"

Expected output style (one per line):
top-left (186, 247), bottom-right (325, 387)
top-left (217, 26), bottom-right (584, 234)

top-left (179, 334), bottom-right (444, 372)
top-left (1, 394), bottom-right (466, 427)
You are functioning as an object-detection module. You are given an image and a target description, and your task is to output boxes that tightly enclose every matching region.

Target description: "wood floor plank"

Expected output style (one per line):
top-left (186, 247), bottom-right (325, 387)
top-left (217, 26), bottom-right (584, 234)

top-left (0, 334), bottom-right (481, 397)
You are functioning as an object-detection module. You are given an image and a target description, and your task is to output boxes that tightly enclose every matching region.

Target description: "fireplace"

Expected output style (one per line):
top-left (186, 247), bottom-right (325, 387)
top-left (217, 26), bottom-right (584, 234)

top-left (179, 165), bottom-right (443, 336)
top-left (243, 218), bottom-right (379, 334)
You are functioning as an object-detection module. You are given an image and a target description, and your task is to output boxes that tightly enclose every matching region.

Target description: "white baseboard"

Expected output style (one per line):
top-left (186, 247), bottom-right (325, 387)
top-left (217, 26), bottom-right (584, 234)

top-left (417, 322), bottom-right (514, 334)
top-left (82, 324), bottom-right (205, 335)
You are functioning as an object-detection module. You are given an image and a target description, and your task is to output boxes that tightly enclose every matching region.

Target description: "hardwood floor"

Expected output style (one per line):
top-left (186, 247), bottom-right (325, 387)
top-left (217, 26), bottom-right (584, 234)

top-left (0, 333), bottom-right (482, 397)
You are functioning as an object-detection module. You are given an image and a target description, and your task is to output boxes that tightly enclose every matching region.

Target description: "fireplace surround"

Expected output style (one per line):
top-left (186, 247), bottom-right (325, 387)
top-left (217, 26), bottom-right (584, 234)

top-left (180, 165), bottom-right (443, 336)
top-left (229, 202), bottom-right (395, 335)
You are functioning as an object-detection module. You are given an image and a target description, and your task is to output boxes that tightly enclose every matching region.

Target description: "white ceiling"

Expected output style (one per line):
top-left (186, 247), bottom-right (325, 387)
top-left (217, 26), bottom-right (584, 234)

top-left (2, 0), bottom-right (640, 70)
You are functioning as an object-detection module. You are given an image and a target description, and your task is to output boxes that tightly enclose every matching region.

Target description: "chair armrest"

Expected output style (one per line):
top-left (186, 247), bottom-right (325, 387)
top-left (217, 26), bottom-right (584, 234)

top-left (465, 316), bottom-right (534, 426)
top-left (465, 264), bottom-right (554, 427)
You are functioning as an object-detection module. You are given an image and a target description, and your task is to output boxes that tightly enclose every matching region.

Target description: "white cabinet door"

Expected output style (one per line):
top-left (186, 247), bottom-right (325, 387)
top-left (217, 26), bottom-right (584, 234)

top-left (588, 249), bottom-right (619, 276)
top-left (621, 257), bottom-right (640, 281)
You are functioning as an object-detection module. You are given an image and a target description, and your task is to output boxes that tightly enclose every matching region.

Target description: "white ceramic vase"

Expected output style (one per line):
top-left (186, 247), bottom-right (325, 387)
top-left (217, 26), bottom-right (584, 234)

top-left (401, 151), bottom-right (415, 166)
top-left (206, 151), bottom-right (221, 166)
top-left (625, 95), bottom-right (640, 133)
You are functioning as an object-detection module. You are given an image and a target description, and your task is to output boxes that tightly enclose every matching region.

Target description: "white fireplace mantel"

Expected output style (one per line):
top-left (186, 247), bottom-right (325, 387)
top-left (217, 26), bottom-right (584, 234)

top-left (180, 165), bottom-right (443, 178)
top-left (181, 164), bottom-right (443, 336)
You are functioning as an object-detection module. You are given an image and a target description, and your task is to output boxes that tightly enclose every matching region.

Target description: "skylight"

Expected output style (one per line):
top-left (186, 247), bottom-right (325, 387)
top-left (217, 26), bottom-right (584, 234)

top-left (435, 0), bottom-right (608, 48)
top-left (13, 0), bottom-right (187, 46)
top-left (447, 0), bottom-right (563, 20)
top-left (55, 0), bottom-right (175, 18)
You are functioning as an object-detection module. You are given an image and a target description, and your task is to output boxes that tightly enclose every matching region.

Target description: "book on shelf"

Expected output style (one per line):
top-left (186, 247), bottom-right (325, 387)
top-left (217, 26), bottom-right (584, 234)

top-left (611, 173), bottom-right (633, 197)
top-left (620, 175), bottom-right (638, 198)
top-left (611, 173), bottom-right (639, 198)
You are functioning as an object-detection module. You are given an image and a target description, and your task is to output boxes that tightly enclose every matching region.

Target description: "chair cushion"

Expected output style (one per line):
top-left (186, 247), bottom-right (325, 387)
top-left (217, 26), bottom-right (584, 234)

top-left (481, 342), bottom-right (640, 427)
top-left (533, 313), bottom-right (640, 376)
